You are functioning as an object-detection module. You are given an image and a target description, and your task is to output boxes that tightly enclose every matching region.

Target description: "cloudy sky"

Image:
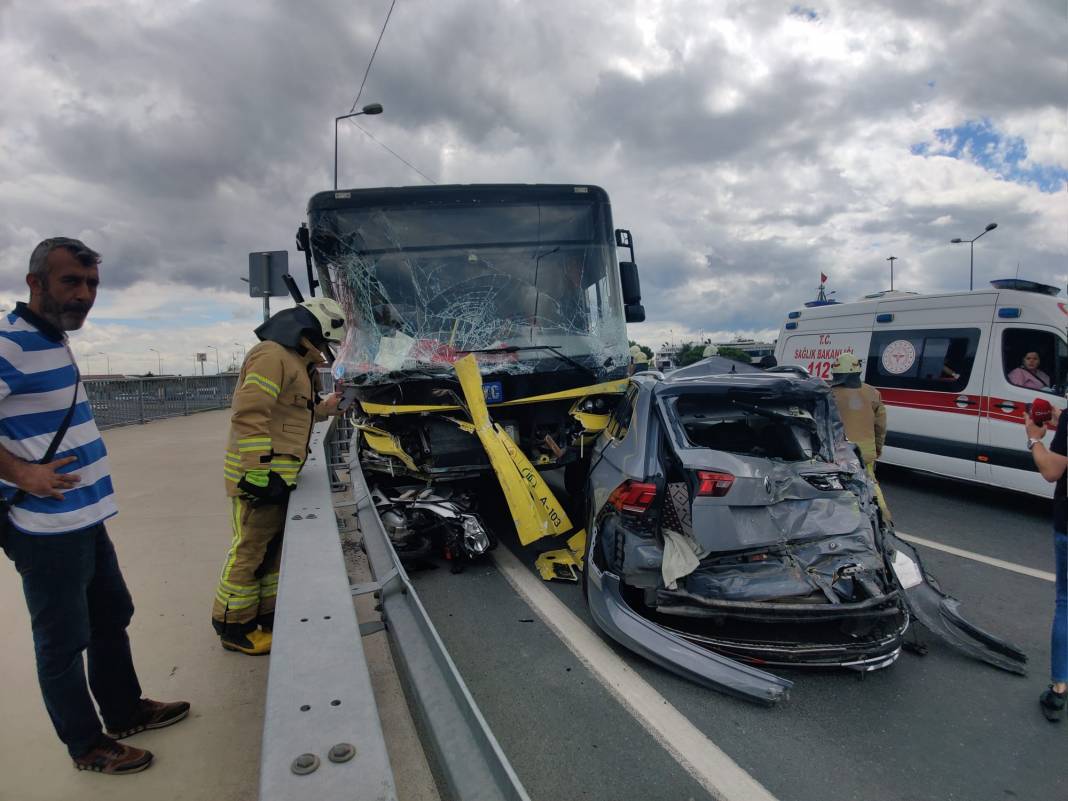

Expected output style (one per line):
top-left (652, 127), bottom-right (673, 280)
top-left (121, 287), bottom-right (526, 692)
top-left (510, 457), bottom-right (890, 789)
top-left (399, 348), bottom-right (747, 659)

top-left (0, 0), bottom-right (1064, 374)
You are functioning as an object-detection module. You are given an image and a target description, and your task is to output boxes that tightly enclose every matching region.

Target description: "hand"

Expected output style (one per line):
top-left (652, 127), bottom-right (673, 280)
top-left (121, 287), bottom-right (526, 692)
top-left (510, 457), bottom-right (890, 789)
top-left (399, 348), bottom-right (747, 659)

top-left (237, 470), bottom-right (292, 506)
top-left (316, 391), bottom-right (343, 417)
top-left (1049, 406), bottom-right (1062, 429)
top-left (1024, 413), bottom-right (1048, 441)
top-left (16, 456), bottom-right (80, 500)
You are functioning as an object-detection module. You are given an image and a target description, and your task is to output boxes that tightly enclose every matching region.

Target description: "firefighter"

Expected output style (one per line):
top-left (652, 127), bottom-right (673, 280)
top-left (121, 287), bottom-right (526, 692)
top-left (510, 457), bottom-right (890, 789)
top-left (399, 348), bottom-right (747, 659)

top-left (629, 344), bottom-right (650, 374)
top-left (829, 352), bottom-right (891, 520)
top-left (211, 298), bottom-right (347, 654)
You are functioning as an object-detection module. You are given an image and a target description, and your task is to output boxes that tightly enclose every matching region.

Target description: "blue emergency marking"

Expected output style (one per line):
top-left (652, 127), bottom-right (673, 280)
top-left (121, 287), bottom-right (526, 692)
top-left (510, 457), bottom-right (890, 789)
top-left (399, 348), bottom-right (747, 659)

top-left (483, 381), bottom-right (504, 403)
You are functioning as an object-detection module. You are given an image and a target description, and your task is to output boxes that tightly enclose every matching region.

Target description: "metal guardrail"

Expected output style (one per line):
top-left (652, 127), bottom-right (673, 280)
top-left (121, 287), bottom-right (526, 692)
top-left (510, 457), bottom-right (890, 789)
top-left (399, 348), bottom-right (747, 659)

top-left (84, 375), bottom-right (238, 429)
top-left (348, 440), bottom-right (532, 801)
top-left (260, 416), bottom-right (531, 800)
top-left (259, 419), bottom-right (397, 801)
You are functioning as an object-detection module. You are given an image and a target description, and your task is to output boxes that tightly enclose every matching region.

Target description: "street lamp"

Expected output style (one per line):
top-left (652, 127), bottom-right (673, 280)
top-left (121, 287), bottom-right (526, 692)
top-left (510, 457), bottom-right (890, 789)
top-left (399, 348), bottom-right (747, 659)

top-left (207, 345), bottom-right (220, 375)
top-left (334, 103), bottom-right (383, 190)
top-left (234, 341), bottom-right (246, 363)
top-left (96, 351), bottom-right (111, 376)
top-left (148, 347), bottom-right (161, 375)
top-left (886, 256), bottom-right (897, 291)
top-left (950, 222), bottom-right (998, 291)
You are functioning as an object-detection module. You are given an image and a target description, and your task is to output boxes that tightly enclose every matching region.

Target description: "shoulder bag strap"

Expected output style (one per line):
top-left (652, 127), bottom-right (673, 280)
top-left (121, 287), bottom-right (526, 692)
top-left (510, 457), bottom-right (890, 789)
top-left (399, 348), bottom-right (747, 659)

top-left (9, 369), bottom-right (81, 508)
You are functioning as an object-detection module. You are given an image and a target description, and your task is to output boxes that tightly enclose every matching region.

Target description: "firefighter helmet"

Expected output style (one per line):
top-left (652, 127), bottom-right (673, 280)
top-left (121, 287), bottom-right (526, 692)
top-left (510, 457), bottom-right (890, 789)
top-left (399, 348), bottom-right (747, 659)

top-left (830, 353), bottom-right (862, 374)
top-left (300, 298), bottom-right (347, 344)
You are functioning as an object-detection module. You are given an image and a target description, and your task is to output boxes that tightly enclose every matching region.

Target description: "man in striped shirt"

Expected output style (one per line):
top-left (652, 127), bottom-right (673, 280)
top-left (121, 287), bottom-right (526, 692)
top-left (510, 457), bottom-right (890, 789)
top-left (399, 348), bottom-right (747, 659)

top-left (0, 238), bottom-right (189, 775)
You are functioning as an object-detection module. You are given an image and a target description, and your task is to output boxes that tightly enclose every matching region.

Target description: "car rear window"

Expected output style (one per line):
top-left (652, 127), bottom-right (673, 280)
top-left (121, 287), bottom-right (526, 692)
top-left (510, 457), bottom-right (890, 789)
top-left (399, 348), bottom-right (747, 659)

top-left (672, 395), bottom-right (819, 461)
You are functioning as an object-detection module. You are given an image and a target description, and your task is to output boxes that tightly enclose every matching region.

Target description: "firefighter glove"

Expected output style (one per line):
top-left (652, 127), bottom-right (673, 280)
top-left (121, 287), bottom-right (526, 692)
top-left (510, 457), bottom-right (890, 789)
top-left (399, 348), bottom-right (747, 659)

top-left (238, 469), bottom-right (291, 505)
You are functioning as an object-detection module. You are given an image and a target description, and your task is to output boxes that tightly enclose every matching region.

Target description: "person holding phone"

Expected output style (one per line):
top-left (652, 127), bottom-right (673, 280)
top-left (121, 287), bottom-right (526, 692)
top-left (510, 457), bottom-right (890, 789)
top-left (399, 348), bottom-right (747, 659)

top-left (1025, 403), bottom-right (1068, 721)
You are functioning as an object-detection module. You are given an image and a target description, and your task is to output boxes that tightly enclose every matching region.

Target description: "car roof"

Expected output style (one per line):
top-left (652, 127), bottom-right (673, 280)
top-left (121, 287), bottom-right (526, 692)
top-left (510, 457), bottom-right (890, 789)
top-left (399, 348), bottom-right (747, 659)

top-left (644, 369), bottom-right (833, 402)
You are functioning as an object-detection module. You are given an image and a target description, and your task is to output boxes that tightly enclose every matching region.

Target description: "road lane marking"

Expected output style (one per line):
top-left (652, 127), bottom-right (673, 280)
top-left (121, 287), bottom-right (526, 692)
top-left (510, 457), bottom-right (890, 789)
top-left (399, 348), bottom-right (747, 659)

top-left (492, 546), bottom-right (779, 801)
top-left (896, 531), bottom-right (1055, 582)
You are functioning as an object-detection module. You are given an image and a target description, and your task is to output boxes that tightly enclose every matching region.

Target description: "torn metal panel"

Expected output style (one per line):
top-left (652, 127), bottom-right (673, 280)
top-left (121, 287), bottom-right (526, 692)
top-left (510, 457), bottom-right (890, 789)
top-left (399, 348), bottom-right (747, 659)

top-left (585, 562), bottom-right (793, 706)
top-left (885, 532), bottom-right (1028, 674)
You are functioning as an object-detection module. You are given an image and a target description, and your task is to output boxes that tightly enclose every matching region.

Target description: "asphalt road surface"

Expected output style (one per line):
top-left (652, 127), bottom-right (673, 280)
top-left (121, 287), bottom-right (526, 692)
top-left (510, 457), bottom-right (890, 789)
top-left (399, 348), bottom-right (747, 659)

top-left (405, 466), bottom-right (1065, 801)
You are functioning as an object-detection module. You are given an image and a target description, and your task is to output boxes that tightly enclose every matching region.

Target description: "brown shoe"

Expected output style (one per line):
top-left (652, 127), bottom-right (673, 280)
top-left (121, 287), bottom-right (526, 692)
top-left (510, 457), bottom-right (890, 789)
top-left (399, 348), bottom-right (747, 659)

top-left (106, 698), bottom-right (191, 740)
top-left (73, 735), bottom-right (153, 774)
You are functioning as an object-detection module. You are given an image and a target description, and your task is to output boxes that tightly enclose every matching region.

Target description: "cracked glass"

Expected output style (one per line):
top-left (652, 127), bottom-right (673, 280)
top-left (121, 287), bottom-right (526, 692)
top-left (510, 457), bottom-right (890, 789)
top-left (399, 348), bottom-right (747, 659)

top-left (308, 191), bottom-right (629, 383)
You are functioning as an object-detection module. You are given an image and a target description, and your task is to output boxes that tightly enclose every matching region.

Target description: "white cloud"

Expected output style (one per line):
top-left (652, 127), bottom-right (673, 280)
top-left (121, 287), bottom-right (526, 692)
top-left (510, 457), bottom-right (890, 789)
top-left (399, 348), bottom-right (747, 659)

top-left (0, 0), bottom-right (1063, 359)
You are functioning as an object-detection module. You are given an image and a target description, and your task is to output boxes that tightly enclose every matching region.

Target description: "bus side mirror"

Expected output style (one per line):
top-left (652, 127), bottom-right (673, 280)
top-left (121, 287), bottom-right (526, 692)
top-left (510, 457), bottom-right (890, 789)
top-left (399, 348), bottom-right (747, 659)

top-left (625, 304), bottom-right (646, 323)
top-left (619, 261), bottom-right (642, 305)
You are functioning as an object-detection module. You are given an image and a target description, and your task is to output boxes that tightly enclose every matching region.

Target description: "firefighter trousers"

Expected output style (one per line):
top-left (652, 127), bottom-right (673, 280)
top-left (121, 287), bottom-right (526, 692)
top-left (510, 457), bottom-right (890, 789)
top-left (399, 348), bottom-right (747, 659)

top-left (868, 463), bottom-right (892, 524)
top-left (212, 497), bottom-right (286, 627)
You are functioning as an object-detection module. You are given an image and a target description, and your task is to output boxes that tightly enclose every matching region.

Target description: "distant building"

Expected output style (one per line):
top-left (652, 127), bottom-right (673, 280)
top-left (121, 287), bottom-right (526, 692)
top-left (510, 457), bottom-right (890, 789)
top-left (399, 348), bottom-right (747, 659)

top-left (703, 338), bottom-right (777, 365)
top-left (654, 344), bottom-right (680, 372)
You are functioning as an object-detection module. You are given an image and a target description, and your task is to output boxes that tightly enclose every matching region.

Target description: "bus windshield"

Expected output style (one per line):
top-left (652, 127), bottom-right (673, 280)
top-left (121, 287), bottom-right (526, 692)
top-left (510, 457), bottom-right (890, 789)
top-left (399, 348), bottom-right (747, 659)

top-left (310, 195), bottom-right (629, 382)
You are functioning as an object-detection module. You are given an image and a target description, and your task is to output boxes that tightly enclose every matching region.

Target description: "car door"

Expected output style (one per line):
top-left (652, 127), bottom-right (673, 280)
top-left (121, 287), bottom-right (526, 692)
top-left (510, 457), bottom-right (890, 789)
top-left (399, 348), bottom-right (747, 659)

top-left (977, 323), bottom-right (1067, 495)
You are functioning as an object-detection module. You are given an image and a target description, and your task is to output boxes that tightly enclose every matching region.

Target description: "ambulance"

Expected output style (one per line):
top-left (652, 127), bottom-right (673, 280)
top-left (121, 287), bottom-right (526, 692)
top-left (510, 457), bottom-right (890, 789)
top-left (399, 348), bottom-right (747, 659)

top-left (775, 279), bottom-right (1068, 497)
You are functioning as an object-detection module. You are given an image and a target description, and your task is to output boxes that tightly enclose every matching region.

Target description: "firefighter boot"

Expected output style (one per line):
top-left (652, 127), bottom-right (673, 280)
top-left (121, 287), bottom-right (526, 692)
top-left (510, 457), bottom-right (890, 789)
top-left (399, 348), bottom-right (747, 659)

top-left (217, 620), bottom-right (272, 655)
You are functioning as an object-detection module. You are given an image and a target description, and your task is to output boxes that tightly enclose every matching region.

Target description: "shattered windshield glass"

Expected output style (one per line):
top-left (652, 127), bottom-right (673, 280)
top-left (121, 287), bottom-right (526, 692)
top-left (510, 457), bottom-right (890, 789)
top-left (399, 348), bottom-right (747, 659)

top-left (309, 192), bottom-right (629, 382)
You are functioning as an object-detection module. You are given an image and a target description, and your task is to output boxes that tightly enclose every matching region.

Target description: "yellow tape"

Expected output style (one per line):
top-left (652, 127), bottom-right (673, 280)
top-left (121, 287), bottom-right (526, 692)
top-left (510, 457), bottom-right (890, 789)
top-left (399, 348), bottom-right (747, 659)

top-left (360, 378), bottom-right (629, 416)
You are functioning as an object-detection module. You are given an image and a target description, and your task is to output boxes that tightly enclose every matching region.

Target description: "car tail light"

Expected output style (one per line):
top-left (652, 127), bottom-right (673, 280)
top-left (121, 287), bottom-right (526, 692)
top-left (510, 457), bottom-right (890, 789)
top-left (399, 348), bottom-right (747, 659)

top-left (695, 470), bottom-right (734, 497)
top-left (608, 480), bottom-right (658, 513)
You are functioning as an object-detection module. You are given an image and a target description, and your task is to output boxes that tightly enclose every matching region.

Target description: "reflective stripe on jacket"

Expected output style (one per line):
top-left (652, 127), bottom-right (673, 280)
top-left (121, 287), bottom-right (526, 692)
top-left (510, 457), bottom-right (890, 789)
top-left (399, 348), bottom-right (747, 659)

top-left (831, 383), bottom-right (886, 466)
top-left (224, 338), bottom-right (327, 496)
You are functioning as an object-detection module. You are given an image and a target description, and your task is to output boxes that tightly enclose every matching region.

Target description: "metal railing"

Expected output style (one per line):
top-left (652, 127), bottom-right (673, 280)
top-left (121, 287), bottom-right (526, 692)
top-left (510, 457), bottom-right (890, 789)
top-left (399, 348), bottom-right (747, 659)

top-left (84, 375), bottom-right (238, 429)
top-left (259, 419), bottom-right (397, 801)
top-left (347, 435), bottom-right (531, 801)
top-left (259, 417), bottom-right (531, 801)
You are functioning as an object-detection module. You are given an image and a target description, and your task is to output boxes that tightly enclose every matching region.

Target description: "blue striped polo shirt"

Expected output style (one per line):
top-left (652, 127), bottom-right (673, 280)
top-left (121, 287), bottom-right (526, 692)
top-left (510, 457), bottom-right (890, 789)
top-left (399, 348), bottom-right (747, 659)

top-left (0, 303), bottom-right (117, 534)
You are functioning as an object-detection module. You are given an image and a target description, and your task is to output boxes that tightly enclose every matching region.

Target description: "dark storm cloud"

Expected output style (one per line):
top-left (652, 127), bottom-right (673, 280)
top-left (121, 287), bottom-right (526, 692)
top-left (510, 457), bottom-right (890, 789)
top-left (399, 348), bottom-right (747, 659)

top-left (0, 0), bottom-right (1063, 344)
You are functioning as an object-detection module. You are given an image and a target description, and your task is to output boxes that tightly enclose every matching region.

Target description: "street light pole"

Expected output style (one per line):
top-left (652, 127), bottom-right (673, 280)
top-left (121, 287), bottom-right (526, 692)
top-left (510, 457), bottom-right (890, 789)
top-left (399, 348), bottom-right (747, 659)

top-left (234, 341), bottom-right (246, 363)
top-left (950, 222), bottom-right (998, 291)
top-left (334, 103), bottom-right (384, 190)
top-left (148, 347), bottom-right (161, 375)
top-left (207, 345), bottom-right (220, 375)
top-left (886, 256), bottom-right (897, 291)
top-left (96, 351), bottom-right (111, 376)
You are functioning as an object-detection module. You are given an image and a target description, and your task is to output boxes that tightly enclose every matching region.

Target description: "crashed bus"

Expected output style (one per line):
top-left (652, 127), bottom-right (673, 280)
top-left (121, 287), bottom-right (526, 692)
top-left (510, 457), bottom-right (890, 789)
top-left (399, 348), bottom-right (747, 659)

top-left (296, 183), bottom-right (645, 571)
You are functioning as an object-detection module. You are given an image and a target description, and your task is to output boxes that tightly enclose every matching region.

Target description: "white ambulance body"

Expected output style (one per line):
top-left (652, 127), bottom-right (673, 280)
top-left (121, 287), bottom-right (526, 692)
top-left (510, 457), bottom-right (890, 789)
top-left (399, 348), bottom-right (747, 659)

top-left (775, 282), bottom-right (1068, 497)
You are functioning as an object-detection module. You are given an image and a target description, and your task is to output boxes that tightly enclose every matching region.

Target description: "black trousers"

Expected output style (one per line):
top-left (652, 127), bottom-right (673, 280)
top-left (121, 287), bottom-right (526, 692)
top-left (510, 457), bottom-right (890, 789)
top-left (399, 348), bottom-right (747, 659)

top-left (5, 523), bottom-right (142, 757)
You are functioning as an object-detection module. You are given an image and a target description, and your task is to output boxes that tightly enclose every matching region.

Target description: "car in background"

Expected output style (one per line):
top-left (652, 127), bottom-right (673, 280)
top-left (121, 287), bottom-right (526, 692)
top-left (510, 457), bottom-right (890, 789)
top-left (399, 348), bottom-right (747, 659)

top-left (582, 368), bottom-right (1028, 704)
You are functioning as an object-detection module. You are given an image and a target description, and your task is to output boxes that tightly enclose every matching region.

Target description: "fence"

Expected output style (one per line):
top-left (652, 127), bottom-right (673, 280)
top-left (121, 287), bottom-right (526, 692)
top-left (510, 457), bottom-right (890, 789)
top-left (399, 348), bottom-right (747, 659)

top-left (84, 375), bottom-right (239, 429)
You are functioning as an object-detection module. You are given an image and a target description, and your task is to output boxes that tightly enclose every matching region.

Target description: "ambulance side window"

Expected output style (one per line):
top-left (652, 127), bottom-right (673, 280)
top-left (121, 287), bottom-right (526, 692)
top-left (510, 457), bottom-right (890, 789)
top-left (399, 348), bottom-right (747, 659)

top-left (866, 328), bottom-right (980, 393)
top-left (1001, 328), bottom-right (1066, 395)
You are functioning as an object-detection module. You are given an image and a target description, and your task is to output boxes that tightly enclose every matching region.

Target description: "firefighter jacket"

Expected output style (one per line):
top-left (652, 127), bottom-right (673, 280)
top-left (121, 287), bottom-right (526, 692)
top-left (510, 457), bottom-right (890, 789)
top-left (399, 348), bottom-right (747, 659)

top-left (831, 382), bottom-right (887, 466)
top-left (224, 337), bottom-right (329, 497)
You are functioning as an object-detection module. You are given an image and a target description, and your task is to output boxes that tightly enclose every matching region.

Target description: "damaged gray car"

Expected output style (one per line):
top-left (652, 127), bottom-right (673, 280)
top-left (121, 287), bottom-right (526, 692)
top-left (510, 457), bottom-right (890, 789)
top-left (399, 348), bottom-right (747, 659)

top-left (583, 367), bottom-right (1027, 705)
